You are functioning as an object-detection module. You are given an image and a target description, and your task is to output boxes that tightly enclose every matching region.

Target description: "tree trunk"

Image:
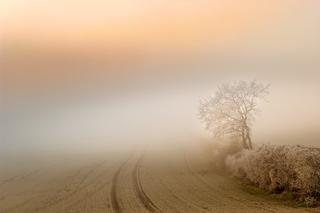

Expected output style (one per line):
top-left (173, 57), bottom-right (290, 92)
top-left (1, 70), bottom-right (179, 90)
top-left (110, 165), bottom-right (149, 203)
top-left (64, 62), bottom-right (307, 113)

top-left (241, 129), bottom-right (249, 149)
top-left (241, 120), bottom-right (252, 150)
top-left (245, 126), bottom-right (253, 150)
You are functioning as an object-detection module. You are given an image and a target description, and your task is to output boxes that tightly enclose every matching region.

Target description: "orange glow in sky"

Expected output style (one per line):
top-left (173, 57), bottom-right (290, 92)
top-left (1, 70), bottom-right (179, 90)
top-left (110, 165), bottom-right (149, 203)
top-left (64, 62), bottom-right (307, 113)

top-left (2, 0), bottom-right (287, 50)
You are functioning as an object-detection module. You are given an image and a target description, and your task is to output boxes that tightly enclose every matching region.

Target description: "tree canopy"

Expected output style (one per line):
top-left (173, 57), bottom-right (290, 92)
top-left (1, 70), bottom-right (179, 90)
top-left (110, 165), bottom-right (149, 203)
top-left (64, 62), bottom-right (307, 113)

top-left (199, 81), bottom-right (269, 149)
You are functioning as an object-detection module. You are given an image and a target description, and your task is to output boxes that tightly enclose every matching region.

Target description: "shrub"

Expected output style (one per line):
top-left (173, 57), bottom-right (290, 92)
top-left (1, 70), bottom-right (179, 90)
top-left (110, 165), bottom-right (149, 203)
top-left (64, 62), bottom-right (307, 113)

top-left (208, 139), bottom-right (243, 171)
top-left (226, 144), bottom-right (320, 206)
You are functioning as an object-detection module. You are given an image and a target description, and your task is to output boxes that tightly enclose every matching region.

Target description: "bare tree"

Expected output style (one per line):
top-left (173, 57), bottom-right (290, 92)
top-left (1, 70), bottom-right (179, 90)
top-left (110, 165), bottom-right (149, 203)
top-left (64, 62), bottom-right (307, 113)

top-left (199, 81), bottom-right (269, 150)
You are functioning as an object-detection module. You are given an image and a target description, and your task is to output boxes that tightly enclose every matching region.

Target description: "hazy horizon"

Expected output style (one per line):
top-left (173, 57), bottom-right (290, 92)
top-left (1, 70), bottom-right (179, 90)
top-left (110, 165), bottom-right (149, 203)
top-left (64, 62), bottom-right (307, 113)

top-left (2, 0), bottom-right (320, 153)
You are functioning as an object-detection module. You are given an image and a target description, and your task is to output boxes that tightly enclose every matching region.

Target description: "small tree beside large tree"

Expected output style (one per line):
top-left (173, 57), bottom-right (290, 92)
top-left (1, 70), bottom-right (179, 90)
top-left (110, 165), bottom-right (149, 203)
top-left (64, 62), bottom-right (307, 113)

top-left (199, 81), bottom-right (269, 150)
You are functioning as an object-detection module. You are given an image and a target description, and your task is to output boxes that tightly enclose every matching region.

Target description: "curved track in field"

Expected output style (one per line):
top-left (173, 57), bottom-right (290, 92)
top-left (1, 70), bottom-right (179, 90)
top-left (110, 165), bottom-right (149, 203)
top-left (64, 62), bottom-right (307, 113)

top-left (110, 155), bottom-right (132, 213)
top-left (0, 144), bottom-right (317, 213)
top-left (132, 155), bottom-right (160, 213)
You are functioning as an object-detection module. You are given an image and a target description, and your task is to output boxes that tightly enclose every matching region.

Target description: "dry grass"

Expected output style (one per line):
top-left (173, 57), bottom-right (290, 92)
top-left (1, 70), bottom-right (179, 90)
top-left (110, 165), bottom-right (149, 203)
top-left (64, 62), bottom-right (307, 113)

top-left (225, 145), bottom-right (320, 207)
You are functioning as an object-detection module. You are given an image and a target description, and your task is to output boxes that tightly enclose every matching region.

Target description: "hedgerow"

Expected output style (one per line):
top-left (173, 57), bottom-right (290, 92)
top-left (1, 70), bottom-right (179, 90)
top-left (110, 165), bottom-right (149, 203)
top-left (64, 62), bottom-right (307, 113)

top-left (225, 145), bottom-right (320, 207)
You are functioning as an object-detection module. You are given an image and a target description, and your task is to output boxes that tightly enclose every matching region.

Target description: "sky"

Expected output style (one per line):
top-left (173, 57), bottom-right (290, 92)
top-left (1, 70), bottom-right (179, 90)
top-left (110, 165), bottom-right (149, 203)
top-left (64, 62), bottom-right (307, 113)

top-left (1, 0), bottom-right (320, 152)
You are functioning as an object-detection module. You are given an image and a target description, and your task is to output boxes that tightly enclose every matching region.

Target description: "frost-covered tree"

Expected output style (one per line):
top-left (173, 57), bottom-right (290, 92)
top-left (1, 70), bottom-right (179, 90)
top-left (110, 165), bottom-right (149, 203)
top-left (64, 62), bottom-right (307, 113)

top-left (199, 81), bottom-right (269, 150)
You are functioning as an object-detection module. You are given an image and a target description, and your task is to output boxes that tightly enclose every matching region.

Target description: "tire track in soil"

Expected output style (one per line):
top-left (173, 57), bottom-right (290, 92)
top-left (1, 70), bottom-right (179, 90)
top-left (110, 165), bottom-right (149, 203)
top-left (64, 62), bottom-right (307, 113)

top-left (182, 148), bottom-right (278, 212)
top-left (142, 150), bottom-right (205, 212)
top-left (33, 161), bottom-right (107, 213)
top-left (0, 169), bottom-right (42, 187)
top-left (132, 154), bottom-right (160, 213)
top-left (110, 155), bottom-right (132, 213)
top-left (67, 154), bottom-right (134, 212)
top-left (3, 161), bottom-right (106, 213)
top-left (152, 176), bottom-right (201, 212)
top-left (165, 152), bottom-right (214, 212)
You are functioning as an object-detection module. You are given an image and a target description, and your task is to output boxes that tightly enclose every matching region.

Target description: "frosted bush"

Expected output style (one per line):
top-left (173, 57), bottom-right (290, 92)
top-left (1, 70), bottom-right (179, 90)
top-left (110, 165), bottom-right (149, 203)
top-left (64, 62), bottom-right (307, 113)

top-left (208, 139), bottom-right (243, 171)
top-left (226, 145), bottom-right (320, 206)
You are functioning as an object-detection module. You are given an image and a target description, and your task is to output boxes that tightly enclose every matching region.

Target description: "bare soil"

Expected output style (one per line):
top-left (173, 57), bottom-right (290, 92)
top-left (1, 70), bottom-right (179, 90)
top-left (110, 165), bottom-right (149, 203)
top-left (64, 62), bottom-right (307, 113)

top-left (0, 142), bottom-right (318, 213)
